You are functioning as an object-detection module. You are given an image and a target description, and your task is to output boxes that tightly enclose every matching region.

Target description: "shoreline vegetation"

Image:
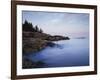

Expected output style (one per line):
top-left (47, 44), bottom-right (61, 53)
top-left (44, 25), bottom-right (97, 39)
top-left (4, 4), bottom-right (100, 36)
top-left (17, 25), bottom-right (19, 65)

top-left (22, 20), bottom-right (70, 69)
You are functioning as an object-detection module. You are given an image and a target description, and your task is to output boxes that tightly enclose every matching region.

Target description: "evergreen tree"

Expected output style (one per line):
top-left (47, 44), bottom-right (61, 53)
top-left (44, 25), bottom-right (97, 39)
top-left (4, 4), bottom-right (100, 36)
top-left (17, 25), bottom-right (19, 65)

top-left (22, 20), bottom-right (44, 33)
top-left (23, 20), bottom-right (34, 32)
top-left (39, 28), bottom-right (43, 33)
top-left (35, 25), bottom-right (39, 32)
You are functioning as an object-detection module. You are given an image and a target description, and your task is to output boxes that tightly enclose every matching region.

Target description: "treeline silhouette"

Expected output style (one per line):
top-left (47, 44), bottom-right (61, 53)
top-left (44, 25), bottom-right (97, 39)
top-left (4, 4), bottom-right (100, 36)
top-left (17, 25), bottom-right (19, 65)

top-left (23, 20), bottom-right (43, 33)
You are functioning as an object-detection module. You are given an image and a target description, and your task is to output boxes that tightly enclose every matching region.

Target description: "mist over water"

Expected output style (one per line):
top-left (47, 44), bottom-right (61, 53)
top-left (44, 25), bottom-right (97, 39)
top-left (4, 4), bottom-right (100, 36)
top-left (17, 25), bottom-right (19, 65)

top-left (24, 38), bottom-right (89, 68)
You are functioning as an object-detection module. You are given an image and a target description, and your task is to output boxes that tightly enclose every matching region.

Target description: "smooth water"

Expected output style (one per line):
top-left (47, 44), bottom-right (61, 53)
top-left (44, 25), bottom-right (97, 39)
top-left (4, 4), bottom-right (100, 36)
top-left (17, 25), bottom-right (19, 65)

top-left (24, 39), bottom-right (89, 68)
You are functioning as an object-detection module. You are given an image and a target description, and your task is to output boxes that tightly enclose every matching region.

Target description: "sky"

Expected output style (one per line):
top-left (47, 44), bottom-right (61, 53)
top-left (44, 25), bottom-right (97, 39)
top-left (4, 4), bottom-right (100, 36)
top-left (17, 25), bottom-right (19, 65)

top-left (22, 11), bottom-right (89, 38)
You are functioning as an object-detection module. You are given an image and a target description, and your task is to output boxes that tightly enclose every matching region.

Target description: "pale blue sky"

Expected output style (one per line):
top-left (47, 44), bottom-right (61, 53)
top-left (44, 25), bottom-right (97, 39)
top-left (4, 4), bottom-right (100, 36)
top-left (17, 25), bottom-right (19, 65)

top-left (22, 11), bottom-right (89, 38)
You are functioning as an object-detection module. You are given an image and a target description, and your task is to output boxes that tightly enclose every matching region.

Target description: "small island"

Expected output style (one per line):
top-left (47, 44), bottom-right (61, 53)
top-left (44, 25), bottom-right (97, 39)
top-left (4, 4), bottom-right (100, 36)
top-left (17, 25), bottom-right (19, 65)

top-left (22, 20), bottom-right (70, 68)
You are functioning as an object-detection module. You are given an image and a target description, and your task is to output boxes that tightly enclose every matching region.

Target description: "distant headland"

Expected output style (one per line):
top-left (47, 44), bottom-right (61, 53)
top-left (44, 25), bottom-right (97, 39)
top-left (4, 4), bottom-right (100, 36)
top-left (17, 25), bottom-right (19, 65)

top-left (23, 20), bottom-right (70, 54)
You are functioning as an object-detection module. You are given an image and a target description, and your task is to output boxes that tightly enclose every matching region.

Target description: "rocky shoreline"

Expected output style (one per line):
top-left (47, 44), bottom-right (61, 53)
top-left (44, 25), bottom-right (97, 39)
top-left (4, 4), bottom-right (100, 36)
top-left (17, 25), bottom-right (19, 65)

top-left (22, 20), bottom-right (70, 68)
top-left (23, 31), bottom-right (70, 54)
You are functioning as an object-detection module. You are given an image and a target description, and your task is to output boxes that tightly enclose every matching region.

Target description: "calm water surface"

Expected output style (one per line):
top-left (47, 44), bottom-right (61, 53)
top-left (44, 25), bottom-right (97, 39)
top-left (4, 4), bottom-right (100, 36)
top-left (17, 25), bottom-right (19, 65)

top-left (24, 39), bottom-right (89, 68)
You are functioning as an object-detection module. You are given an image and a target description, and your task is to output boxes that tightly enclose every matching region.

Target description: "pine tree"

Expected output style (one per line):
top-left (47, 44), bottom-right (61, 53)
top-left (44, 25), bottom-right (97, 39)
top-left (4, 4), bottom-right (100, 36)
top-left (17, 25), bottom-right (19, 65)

top-left (35, 25), bottom-right (39, 32)
top-left (23, 20), bottom-right (34, 32)
top-left (39, 28), bottom-right (43, 33)
top-left (22, 20), bottom-right (44, 33)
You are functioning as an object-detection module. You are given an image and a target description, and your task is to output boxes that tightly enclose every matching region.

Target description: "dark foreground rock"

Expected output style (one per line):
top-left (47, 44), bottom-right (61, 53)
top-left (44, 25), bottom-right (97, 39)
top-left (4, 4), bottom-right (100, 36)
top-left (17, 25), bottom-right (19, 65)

top-left (22, 58), bottom-right (45, 69)
top-left (23, 38), bottom-right (56, 53)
